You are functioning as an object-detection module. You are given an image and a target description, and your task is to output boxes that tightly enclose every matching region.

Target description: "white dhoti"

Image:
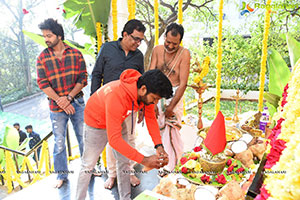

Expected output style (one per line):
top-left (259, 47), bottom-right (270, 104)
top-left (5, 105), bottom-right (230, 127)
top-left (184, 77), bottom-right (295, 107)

top-left (157, 87), bottom-right (184, 171)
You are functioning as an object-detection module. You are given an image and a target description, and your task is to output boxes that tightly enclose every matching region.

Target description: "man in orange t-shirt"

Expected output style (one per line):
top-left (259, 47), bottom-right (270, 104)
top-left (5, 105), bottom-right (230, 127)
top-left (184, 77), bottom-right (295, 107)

top-left (76, 69), bottom-right (173, 200)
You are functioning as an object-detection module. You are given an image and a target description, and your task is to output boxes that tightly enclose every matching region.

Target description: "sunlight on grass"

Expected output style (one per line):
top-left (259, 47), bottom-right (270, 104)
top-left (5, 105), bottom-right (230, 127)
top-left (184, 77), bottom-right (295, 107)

top-left (187, 100), bottom-right (259, 121)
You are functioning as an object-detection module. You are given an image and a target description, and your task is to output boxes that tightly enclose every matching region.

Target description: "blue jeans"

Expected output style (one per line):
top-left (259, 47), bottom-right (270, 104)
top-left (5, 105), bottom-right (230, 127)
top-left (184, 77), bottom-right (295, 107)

top-left (50, 97), bottom-right (85, 180)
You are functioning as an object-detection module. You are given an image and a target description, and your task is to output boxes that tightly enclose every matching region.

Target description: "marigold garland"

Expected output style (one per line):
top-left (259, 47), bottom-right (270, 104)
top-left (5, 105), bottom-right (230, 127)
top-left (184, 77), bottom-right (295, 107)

top-left (154, 0), bottom-right (159, 45)
top-left (112, 0), bottom-right (118, 41)
top-left (178, 0), bottom-right (183, 24)
top-left (127, 0), bottom-right (134, 20)
top-left (215, 0), bottom-right (224, 116)
top-left (4, 151), bottom-right (26, 193)
top-left (132, 0), bottom-right (136, 18)
top-left (258, 0), bottom-right (272, 112)
top-left (96, 22), bottom-right (103, 52)
top-left (256, 59), bottom-right (300, 200)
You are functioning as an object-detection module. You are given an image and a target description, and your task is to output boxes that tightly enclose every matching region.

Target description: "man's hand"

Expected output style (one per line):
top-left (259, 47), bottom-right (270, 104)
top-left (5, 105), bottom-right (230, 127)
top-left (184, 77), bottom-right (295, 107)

top-left (164, 106), bottom-right (175, 118)
top-left (56, 96), bottom-right (70, 109)
top-left (141, 155), bottom-right (165, 169)
top-left (63, 104), bottom-right (75, 115)
top-left (156, 146), bottom-right (169, 167)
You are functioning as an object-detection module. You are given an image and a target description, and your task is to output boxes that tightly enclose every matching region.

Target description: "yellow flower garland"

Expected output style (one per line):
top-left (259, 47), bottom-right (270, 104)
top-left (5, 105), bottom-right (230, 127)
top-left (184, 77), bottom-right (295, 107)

top-left (199, 56), bottom-right (210, 80)
top-left (178, 0), bottom-right (183, 24)
top-left (127, 0), bottom-right (134, 20)
top-left (154, 0), bottom-right (159, 45)
top-left (96, 22), bottom-right (103, 52)
top-left (132, 0), bottom-right (136, 18)
top-left (264, 59), bottom-right (300, 199)
top-left (4, 151), bottom-right (26, 193)
top-left (215, 0), bottom-right (224, 116)
top-left (258, 0), bottom-right (272, 112)
top-left (112, 0), bottom-right (118, 41)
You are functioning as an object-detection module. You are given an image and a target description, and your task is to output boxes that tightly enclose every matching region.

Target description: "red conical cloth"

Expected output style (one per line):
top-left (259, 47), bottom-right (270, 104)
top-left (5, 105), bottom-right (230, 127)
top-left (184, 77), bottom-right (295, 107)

top-left (204, 111), bottom-right (226, 155)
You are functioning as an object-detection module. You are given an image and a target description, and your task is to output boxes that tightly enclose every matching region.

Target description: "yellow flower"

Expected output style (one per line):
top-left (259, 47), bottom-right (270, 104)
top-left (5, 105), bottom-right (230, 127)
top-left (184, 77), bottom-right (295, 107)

top-left (112, 0), bottom-right (118, 41)
top-left (263, 59), bottom-right (300, 199)
top-left (96, 22), bottom-right (102, 52)
top-left (199, 56), bottom-right (210, 80)
top-left (178, 0), bottom-right (183, 24)
top-left (154, 0), bottom-right (159, 45)
top-left (194, 75), bottom-right (201, 84)
top-left (215, 0), bottom-right (224, 116)
top-left (258, 0), bottom-right (272, 111)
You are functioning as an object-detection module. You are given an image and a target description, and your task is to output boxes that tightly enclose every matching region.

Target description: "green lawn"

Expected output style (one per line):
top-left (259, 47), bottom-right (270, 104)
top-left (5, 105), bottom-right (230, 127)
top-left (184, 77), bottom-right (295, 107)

top-left (187, 99), bottom-right (259, 121)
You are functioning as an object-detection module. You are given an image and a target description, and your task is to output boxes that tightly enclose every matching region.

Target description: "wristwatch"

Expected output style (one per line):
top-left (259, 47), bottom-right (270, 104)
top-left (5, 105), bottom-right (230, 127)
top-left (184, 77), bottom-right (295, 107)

top-left (67, 94), bottom-right (73, 102)
top-left (154, 144), bottom-right (163, 149)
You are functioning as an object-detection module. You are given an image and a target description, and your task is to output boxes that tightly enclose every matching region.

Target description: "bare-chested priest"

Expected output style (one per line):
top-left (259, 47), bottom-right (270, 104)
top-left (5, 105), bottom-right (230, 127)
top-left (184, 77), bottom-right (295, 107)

top-left (149, 23), bottom-right (190, 176)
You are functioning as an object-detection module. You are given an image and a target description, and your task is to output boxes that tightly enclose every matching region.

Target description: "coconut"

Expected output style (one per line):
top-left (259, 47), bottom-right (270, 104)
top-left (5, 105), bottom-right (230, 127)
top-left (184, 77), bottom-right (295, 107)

top-left (194, 187), bottom-right (216, 200)
top-left (239, 133), bottom-right (254, 145)
top-left (231, 140), bottom-right (248, 154)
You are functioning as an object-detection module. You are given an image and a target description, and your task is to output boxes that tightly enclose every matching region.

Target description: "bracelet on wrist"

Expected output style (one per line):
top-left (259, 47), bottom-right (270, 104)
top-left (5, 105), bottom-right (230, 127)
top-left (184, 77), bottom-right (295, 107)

top-left (154, 144), bottom-right (163, 149)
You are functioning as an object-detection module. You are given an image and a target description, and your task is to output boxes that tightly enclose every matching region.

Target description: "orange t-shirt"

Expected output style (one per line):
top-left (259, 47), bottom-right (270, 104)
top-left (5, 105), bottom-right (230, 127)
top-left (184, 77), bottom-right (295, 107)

top-left (84, 69), bottom-right (162, 163)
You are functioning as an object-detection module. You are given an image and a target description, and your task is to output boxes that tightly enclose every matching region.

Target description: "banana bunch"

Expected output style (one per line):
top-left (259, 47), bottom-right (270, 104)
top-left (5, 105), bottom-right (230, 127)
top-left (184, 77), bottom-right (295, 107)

top-left (263, 92), bottom-right (281, 109)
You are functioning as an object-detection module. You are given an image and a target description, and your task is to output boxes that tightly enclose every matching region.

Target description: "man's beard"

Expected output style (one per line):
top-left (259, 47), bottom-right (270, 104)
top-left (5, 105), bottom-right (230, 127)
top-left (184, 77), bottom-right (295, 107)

top-left (164, 45), bottom-right (178, 54)
top-left (46, 38), bottom-right (59, 48)
top-left (140, 94), bottom-right (152, 106)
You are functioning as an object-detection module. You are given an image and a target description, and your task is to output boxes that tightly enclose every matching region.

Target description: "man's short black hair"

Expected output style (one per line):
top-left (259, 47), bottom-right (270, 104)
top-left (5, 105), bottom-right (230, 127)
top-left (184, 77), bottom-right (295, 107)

top-left (25, 125), bottom-right (33, 130)
top-left (137, 69), bottom-right (173, 99)
top-left (39, 18), bottom-right (65, 40)
top-left (165, 23), bottom-right (184, 41)
top-left (121, 19), bottom-right (146, 37)
top-left (13, 123), bottom-right (20, 126)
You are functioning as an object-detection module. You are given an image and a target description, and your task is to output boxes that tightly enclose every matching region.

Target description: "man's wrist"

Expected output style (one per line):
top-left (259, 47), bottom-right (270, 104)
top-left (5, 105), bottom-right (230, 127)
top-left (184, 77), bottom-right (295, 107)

top-left (67, 94), bottom-right (74, 101)
top-left (154, 144), bottom-right (163, 149)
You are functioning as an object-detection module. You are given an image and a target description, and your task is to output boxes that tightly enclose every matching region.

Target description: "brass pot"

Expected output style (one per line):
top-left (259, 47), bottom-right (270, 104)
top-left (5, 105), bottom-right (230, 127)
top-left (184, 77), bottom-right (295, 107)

top-left (198, 156), bottom-right (226, 174)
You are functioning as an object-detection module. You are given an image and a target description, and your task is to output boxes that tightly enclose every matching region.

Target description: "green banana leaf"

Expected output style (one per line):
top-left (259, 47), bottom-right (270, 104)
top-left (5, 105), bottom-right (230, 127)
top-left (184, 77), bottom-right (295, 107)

top-left (267, 48), bottom-right (291, 97)
top-left (23, 30), bottom-right (94, 56)
top-left (0, 149), bottom-right (4, 167)
top-left (17, 137), bottom-right (30, 152)
top-left (286, 33), bottom-right (300, 69)
top-left (63, 0), bottom-right (112, 38)
top-left (267, 48), bottom-right (291, 116)
top-left (3, 126), bottom-right (19, 150)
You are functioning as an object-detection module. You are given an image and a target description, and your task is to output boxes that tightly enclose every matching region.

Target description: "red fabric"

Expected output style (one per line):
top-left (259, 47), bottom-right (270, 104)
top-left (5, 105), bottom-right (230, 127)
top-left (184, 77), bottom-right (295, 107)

top-left (84, 69), bottom-right (162, 163)
top-left (204, 111), bottom-right (226, 155)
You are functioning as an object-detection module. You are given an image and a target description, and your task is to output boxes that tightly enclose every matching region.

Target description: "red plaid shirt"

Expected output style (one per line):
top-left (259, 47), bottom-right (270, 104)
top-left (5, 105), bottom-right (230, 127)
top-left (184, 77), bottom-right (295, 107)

top-left (36, 43), bottom-right (87, 112)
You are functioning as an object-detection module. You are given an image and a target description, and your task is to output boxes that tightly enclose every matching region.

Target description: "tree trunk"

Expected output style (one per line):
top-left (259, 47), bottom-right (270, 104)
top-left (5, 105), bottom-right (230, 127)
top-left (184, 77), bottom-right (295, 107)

top-left (18, 0), bottom-right (32, 93)
top-left (144, 37), bottom-right (154, 71)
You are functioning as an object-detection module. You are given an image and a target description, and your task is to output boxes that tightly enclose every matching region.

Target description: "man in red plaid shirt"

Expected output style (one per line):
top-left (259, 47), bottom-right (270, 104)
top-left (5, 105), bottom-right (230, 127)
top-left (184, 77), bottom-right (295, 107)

top-left (36, 18), bottom-right (87, 188)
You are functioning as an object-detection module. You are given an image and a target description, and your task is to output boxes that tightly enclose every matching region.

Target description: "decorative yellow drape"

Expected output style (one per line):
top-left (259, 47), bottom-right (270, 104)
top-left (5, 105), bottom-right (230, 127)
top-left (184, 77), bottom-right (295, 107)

top-left (154, 0), bottom-right (159, 45)
top-left (112, 0), bottom-right (118, 41)
top-left (258, 0), bottom-right (272, 112)
top-left (215, 0), bottom-right (224, 116)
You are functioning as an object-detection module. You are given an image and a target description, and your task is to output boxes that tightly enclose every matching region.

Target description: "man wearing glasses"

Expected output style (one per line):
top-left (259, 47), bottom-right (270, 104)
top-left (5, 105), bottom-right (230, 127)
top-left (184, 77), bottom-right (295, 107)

top-left (90, 19), bottom-right (145, 189)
